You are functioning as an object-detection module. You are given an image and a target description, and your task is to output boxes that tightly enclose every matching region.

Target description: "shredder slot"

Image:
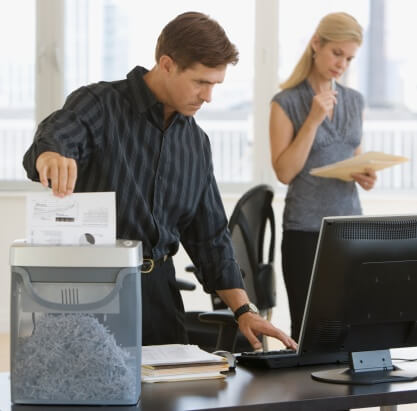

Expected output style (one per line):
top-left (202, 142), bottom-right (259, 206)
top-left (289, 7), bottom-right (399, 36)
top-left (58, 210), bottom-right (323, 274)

top-left (21, 283), bottom-right (120, 314)
top-left (34, 282), bottom-right (115, 304)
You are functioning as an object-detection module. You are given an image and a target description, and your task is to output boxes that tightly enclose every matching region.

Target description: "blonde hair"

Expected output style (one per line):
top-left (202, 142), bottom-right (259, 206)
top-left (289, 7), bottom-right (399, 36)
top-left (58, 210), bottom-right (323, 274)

top-left (280, 12), bottom-right (363, 90)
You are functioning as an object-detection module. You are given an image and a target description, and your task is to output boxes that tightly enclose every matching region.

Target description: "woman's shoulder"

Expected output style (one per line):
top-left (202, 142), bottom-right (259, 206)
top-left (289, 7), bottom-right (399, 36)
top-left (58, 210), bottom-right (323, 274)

top-left (271, 81), bottom-right (306, 104)
top-left (337, 83), bottom-right (364, 106)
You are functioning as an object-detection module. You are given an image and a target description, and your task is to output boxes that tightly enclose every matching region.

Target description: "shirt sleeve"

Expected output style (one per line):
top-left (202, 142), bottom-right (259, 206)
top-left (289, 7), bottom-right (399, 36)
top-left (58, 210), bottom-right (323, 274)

top-left (180, 165), bottom-right (245, 294)
top-left (23, 86), bottom-right (104, 181)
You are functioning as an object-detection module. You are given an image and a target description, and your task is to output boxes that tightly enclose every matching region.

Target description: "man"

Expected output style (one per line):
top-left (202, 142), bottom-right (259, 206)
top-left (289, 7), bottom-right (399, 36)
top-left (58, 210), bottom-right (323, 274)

top-left (23, 12), bottom-right (296, 350)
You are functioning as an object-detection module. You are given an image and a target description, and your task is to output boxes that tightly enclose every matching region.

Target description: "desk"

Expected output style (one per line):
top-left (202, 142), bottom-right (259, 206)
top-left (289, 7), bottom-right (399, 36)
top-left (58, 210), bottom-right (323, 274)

top-left (2, 361), bottom-right (417, 411)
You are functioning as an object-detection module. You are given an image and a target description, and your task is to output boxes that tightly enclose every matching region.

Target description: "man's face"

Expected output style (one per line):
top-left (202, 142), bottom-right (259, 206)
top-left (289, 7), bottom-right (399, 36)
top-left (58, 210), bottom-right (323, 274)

top-left (164, 61), bottom-right (227, 116)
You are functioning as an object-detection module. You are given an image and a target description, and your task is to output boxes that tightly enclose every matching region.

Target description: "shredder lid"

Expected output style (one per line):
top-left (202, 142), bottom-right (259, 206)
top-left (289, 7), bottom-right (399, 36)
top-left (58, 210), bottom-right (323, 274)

top-left (9, 239), bottom-right (143, 267)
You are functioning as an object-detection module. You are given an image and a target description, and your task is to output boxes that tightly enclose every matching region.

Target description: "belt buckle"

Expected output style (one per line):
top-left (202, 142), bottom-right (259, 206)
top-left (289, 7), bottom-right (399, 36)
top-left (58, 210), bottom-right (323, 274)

top-left (141, 258), bottom-right (155, 274)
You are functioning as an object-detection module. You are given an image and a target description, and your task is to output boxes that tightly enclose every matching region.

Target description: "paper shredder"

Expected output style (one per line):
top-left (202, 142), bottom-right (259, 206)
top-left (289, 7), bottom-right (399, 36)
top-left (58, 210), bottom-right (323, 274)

top-left (9, 239), bottom-right (142, 405)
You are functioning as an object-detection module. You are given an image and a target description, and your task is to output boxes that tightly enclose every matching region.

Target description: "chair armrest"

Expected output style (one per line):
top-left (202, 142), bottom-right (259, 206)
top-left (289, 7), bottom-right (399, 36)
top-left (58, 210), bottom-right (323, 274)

top-left (198, 309), bottom-right (236, 325)
top-left (185, 264), bottom-right (197, 273)
top-left (176, 278), bottom-right (196, 291)
top-left (198, 309), bottom-right (239, 352)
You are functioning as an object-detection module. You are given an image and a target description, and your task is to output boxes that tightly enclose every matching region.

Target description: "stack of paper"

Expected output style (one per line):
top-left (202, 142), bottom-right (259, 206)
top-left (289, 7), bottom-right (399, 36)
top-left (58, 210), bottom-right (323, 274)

top-left (309, 151), bottom-right (408, 181)
top-left (141, 344), bottom-right (229, 383)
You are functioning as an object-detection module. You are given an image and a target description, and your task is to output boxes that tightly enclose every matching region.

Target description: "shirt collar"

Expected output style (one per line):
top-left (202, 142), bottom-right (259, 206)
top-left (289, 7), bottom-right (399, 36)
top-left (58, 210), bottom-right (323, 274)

top-left (126, 65), bottom-right (192, 125)
top-left (127, 66), bottom-right (158, 113)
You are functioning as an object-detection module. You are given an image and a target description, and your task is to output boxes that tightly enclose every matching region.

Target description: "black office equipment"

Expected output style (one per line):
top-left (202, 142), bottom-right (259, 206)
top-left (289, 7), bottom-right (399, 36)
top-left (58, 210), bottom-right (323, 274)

top-left (239, 215), bottom-right (417, 378)
top-left (237, 349), bottom-right (348, 369)
top-left (300, 215), bottom-right (417, 385)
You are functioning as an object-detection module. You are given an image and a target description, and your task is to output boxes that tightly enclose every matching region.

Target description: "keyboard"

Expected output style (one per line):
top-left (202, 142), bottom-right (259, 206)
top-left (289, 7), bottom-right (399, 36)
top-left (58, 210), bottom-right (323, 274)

top-left (237, 349), bottom-right (349, 369)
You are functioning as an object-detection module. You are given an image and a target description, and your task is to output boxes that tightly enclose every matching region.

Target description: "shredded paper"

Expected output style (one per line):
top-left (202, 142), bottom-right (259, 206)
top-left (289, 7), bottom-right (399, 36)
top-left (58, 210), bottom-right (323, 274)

top-left (13, 313), bottom-right (137, 402)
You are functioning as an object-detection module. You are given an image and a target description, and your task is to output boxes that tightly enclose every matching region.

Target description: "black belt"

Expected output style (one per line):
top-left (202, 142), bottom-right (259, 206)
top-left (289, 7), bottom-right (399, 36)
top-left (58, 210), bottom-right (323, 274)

top-left (141, 255), bottom-right (169, 273)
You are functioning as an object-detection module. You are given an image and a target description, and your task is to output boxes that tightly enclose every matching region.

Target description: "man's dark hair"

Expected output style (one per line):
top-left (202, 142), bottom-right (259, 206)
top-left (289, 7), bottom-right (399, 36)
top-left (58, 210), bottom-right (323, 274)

top-left (155, 12), bottom-right (239, 70)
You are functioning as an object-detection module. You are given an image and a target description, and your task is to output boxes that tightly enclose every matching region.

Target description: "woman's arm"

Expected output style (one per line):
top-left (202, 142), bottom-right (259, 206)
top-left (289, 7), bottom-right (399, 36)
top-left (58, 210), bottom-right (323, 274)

top-left (269, 90), bottom-right (337, 185)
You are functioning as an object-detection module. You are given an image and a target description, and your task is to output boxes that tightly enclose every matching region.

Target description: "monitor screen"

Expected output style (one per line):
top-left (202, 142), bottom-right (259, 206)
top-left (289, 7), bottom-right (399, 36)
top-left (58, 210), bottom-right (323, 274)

top-left (298, 214), bottom-right (417, 385)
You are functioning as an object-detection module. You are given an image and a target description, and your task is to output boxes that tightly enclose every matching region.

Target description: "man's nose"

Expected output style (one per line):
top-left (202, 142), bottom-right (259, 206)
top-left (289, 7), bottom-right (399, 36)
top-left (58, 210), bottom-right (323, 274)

top-left (200, 85), bottom-right (213, 103)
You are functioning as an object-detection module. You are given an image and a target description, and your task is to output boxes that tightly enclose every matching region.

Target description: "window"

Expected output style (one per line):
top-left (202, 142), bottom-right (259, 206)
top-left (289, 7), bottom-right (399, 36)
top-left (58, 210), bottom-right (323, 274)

top-left (0, 1), bottom-right (35, 184)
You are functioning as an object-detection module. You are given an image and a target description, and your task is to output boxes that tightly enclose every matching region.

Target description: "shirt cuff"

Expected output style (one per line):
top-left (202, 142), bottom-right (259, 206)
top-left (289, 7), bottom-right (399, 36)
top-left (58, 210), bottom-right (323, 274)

top-left (201, 259), bottom-right (245, 293)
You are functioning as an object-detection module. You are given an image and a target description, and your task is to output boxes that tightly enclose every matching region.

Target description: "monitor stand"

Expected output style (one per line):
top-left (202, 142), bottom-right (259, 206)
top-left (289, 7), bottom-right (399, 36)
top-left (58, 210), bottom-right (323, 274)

top-left (312, 349), bottom-right (417, 385)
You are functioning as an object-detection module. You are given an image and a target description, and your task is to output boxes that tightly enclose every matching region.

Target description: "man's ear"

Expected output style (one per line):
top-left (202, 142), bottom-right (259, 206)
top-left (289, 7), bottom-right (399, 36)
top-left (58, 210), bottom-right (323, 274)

top-left (159, 55), bottom-right (176, 74)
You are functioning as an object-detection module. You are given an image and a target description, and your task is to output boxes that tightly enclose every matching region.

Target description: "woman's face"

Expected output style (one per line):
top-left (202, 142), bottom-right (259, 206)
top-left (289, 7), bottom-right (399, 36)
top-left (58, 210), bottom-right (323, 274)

top-left (312, 39), bottom-right (359, 81)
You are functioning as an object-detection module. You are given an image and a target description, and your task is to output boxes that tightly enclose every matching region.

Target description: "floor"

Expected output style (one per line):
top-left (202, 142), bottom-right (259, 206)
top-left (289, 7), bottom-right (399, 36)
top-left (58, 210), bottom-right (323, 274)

top-left (1, 334), bottom-right (416, 410)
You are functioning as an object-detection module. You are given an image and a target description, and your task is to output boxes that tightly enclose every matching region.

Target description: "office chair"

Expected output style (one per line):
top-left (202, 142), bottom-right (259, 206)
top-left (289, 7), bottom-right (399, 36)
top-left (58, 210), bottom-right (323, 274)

top-left (182, 184), bottom-right (277, 353)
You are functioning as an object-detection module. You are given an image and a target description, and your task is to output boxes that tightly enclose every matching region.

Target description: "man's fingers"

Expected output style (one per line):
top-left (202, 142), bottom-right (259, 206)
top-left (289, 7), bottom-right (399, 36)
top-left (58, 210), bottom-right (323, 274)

top-left (244, 328), bottom-right (262, 350)
top-left (49, 162), bottom-right (60, 196)
top-left (266, 325), bottom-right (298, 350)
top-left (66, 160), bottom-right (77, 194)
top-left (38, 164), bottom-right (50, 188)
top-left (58, 164), bottom-right (68, 197)
top-left (277, 331), bottom-right (298, 350)
top-left (56, 158), bottom-right (77, 196)
top-left (35, 152), bottom-right (77, 197)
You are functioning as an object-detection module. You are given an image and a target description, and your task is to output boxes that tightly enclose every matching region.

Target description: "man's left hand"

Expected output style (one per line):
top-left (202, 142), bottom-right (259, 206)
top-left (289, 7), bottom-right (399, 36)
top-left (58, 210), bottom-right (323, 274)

top-left (237, 312), bottom-right (298, 351)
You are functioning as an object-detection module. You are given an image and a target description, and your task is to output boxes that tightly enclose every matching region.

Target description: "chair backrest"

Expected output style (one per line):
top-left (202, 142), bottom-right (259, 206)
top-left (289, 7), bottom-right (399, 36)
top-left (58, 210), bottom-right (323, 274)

top-left (211, 184), bottom-right (276, 313)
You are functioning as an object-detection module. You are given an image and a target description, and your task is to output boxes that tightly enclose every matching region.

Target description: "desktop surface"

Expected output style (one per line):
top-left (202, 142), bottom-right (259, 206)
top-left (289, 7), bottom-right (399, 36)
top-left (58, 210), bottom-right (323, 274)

top-left (2, 350), bottom-right (417, 411)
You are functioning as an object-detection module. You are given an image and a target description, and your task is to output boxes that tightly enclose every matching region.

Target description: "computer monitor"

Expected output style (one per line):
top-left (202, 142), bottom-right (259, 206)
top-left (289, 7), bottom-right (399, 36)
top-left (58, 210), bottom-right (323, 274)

top-left (298, 214), bottom-right (417, 385)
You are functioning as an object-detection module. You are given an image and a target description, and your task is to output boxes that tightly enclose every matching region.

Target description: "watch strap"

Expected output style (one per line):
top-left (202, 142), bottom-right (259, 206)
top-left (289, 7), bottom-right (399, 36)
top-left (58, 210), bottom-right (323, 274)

top-left (234, 303), bottom-right (258, 321)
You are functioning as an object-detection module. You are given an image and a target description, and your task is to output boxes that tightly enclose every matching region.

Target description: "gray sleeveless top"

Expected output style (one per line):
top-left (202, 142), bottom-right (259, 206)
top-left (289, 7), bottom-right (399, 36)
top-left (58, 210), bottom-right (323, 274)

top-left (272, 80), bottom-right (364, 232)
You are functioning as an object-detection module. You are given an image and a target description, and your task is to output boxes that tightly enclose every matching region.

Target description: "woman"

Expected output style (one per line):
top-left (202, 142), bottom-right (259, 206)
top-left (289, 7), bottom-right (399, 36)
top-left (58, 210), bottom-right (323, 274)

top-left (270, 12), bottom-right (377, 341)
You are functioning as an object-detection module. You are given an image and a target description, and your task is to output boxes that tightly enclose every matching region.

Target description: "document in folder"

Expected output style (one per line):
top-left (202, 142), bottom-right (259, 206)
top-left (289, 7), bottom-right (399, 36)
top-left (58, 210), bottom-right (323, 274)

top-left (309, 151), bottom-right (408, 181)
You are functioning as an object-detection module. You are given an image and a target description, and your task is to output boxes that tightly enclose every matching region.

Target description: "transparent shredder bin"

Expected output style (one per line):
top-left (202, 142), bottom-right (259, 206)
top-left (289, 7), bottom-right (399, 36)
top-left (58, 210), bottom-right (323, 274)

top-left (9, 239), bottom-right (143, 405)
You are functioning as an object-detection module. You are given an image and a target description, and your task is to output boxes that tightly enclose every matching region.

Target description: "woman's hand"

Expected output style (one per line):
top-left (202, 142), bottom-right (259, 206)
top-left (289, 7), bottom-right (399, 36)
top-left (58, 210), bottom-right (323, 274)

top-left (308, 90), bottom-right (338, 126)
top-left (351, 167), bottom-right (377, 190)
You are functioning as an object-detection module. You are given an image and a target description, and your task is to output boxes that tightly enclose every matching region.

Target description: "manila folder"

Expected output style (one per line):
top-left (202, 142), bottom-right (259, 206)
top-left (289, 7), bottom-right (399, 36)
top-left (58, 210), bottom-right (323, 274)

top-left (309, 151), bottom-right (408, 181)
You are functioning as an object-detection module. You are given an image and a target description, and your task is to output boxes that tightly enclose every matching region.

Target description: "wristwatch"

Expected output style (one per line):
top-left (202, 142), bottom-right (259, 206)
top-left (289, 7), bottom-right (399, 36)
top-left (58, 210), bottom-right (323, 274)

top-left (234, 302), bottom-right (259, 321)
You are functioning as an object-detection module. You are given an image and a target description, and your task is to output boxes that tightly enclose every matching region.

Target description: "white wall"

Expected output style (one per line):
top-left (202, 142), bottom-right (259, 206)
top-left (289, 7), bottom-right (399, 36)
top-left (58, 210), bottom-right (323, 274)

top-left (1, 191), bottom-right (417, 335)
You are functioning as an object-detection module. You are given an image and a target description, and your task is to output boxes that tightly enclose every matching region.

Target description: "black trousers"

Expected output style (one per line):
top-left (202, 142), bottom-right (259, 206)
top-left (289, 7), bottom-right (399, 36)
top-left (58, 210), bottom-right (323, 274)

top-left (281, 230), bottom-right (319, 341)
top-left (141, 258), bottom-right (188, 346)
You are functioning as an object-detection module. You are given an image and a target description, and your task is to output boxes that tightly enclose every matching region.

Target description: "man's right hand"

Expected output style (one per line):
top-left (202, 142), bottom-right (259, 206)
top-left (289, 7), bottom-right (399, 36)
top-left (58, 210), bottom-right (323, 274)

top-left (36, 151), bottom-right (77, 197)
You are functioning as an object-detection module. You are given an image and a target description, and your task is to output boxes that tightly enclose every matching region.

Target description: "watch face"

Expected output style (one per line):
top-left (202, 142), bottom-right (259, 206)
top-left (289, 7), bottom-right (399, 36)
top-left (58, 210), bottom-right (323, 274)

top-left (248, 302), bottom-right (259, 314)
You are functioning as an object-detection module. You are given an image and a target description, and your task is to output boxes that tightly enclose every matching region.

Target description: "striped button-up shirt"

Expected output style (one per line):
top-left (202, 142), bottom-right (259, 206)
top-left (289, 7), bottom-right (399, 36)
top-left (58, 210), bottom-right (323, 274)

top-left (23, 66), bottom-right (244, 292)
